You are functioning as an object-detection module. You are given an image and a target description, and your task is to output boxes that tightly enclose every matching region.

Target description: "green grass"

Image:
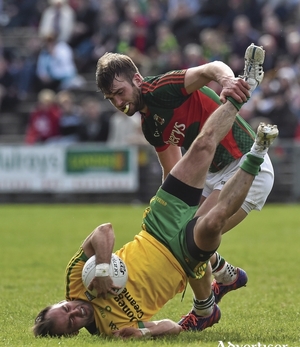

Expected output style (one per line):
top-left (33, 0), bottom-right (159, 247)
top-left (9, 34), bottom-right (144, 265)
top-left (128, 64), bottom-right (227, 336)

top-left (1, 203), bottom-right (299, 347)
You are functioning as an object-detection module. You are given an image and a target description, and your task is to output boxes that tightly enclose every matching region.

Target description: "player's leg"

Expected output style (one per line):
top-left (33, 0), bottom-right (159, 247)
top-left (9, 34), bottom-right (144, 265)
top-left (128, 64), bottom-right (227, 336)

top-left (190, 123), bottom-right (278, 296)
top-left (197, 42), bottom-right (268, 301)
top-left (177, 150), bottom-right (258, 332)
top-left (209, 155), bottom-right (273, 301)
top-left (199, 153), bottom-right (274, 235)
top-left (178, 123), bottom-right (278, 313)
top-left (195, 123), bottom-right (279, 251)
top-left (197, 163), bottom-right (269, 302)
top-left (178, 263), bottom-right (221, 331)
top-left (177, 44), bottom-right (267, 329)
top-left (170, 100), bottom-right (240, 189)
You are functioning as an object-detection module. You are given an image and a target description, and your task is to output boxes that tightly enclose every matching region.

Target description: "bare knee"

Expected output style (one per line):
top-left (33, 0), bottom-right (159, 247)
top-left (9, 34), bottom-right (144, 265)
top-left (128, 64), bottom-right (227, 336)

top-left (196, 208), bottom-right (227, 243)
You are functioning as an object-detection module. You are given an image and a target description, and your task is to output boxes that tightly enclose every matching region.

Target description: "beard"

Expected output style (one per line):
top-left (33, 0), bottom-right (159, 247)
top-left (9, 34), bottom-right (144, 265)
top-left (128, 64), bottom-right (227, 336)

top-left (129, 86), bottom-right (145, 115)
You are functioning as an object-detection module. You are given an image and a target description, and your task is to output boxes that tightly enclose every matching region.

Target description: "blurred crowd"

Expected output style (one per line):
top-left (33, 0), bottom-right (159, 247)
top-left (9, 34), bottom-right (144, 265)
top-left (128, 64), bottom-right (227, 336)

top-left (1, 0), bottom-right (300, 144)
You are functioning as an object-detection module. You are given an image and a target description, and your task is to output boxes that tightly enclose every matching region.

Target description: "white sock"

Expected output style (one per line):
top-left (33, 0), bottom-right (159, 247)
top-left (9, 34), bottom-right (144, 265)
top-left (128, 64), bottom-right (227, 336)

top-left (193, 293), bottom-right (215, 316)
top-left (213, 262), bottom-right (237, 284)
top-left (249, 142), bottom-right (267, 158)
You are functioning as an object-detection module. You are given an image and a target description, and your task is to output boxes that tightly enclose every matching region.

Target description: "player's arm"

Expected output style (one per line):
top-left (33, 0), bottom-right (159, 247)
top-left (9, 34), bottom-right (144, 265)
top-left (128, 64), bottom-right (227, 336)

top-left (156, 145), bottom-right (182, 181)
top-left (113, 319), bottom-right (182, 339)
top-left (82, 223), bottom-right (117, 298)
top-left (184, 61), bottom-right (250, 103)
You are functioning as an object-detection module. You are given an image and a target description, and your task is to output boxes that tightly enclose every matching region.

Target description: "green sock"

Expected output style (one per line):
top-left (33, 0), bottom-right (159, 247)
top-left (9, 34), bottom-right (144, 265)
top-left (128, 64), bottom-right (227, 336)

top-left (240, 153), bottom-right (264, 176)
top-left (226, 96), bottom-right (249, 111)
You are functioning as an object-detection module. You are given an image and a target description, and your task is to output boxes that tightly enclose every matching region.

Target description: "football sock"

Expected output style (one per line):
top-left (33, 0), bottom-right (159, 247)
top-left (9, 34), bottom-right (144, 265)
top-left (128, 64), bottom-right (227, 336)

top-left (193, 292), bottom-right (215, 316)
top-left (213, 257), bottom-right (237, 284)
top-left (249, 142), bottom-right (268, 158)
top-left (240, 153), bottom-right (264, 176)
top-left (211, 252), bottom-right (225, 273)
top-left (226, 96), bottom-right (247, 111)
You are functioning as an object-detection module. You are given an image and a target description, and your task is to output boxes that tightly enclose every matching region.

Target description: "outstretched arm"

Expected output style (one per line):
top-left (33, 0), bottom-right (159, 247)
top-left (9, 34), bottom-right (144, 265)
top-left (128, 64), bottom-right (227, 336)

top-left (82, 223), bottom-right (119, 298)
top-left (113, 319), bottom-right (182, 339)
top-left (184, 61), bottom-right (250, 104)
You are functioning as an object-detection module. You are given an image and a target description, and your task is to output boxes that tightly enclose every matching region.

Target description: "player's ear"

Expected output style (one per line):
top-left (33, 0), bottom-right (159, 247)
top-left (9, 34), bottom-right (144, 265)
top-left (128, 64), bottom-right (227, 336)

top-left (133, 73), bottom-right (143, 87)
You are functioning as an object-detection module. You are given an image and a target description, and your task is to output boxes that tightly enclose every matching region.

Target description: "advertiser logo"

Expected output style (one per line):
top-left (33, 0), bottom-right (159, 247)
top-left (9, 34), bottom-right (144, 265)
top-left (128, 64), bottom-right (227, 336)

top-left (166, 122), bottom-right (186, 145)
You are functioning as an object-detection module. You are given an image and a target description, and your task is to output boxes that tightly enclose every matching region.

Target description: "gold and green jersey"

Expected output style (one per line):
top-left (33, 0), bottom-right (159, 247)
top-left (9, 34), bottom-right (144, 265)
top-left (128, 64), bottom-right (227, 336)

top-left (65, 231), bottom-right (186, 336)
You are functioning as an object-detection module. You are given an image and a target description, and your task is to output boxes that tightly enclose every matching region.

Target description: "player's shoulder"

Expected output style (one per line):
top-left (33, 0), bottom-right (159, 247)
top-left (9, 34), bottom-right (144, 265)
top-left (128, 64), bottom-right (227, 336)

top-left (143, 70), bottom-right (186, 85)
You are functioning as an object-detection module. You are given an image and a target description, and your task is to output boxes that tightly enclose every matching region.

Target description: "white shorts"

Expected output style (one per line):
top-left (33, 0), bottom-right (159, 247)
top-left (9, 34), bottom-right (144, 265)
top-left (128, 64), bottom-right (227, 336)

top-left (203, 153), bottom-right (274, 214)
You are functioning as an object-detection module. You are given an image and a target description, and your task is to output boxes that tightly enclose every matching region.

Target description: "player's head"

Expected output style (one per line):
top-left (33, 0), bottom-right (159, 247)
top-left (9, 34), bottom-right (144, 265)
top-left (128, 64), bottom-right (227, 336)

top-left (96, 53), bottom-right (144, 116)
top-left (96, 52), bottom-right (140, 95)
top-left (33, 300), bottom-right (94, 337)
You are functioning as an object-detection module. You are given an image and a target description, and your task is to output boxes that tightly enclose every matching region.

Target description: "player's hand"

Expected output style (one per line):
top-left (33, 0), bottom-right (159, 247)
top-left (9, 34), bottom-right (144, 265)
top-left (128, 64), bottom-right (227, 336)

top-left (88, 276), bottom-right (121, 299)
top-left (113, 327), bottom-right (144, 339)
top-left (219, 77), bottom-right (250, 104)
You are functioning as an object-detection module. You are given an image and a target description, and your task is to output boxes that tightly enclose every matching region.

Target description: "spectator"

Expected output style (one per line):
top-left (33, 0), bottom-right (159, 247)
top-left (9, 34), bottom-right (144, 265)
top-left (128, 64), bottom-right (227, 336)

top-left (199, 28), bottom-right (230, 63)
top-left (167, 0), bottom-right (201, 46)
top-left (222, 0), bottom-right (262, 33)
top-left (55, 90), bottom-right (83, 144)
top-left (257, 34), bottom-right (279, 72)
top-left (252, 78), bottom-right (298, 139)
top-left (107, 111), bottom-right (146, 146)
top-left (91, 5), bottom-right (120, 63)
top-left (285, 30), bottom-right (300, 64)
top-left (0, 55), bottom-right (18, 111)
top-left (182, 43), bottom-right (208, 68)
top-left (16, 35), bottom-right (42, 99)
top-left (276, 66), bottom-right (300, 121)
top-left (35, 33), bottom-right (85, 92)
top-left (78, 97), bottom-right (111, 143)
top-left (115, 21), bottom-right (135, 54)
top-left (154, 22), bottom-right (179, 71)
top-left (229, 14), bottom-right (260, 71)
top-left (4, 0), bottom-right (39, 28)
top-left (193, 0), bottom-right (230, 33)
top-left (156, 21), bottom-right (179, 55)
top-left (144, 0), bottom-right (166, 52)
top-left (123, 1), bottom-right (148, 54)
top-left (261, 14), bottom-right (286, 56)
top-left (25, 89), bottom-right (61, 144)
top-left (68, 0), bottom-right (98, 72)
top-left (38, 0), bottom-right (75, 43)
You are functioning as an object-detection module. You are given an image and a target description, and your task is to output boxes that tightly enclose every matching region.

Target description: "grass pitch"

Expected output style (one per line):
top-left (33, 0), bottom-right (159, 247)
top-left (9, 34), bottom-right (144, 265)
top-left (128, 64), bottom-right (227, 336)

top-left (0, 203), bottom-right (299, 347)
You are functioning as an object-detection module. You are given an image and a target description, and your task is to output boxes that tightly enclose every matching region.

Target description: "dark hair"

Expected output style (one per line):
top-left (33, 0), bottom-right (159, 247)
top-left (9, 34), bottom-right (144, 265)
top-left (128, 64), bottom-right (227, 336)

top-left (96, 52), bottom-right (140, 94)
top-left (33, 305), bottom-right (61, 337)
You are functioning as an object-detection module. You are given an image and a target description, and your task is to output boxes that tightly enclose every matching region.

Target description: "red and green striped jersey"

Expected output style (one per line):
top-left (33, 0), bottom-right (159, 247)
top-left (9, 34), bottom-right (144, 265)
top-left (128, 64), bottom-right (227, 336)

top-left (140, 70), bottom-right (255, 172)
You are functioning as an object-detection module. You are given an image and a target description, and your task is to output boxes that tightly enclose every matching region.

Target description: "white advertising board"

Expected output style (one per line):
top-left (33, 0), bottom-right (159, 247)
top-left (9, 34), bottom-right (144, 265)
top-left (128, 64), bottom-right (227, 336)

top-left (0, 145), bottom-right (138, 192)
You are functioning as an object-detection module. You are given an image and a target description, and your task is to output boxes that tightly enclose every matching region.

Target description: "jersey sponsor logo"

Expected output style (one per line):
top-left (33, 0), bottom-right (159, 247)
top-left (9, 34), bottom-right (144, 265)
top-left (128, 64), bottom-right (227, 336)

top-left (166, 122), bottom-right (186, 145)
top-left (114, 287), bottom-right (145, 322)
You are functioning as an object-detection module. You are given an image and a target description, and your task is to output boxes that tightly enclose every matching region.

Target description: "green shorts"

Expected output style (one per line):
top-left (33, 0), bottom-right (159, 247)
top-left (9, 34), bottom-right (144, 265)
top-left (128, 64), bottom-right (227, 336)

top-left (142, 187), bottom-right (208, 279)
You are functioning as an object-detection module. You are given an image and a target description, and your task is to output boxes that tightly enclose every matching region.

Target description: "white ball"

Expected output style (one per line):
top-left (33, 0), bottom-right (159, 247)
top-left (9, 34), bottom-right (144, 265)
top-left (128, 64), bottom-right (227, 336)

top-left (82, 253), bottom-right (128, 296)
